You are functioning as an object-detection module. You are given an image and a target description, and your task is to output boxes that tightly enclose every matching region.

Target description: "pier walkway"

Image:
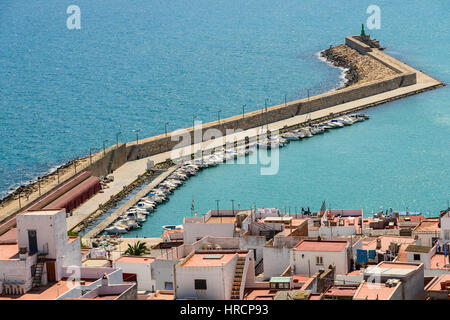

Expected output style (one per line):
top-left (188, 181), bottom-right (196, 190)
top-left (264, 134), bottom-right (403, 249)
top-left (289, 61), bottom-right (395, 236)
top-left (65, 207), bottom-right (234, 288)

top-left (82, 165), bottom-right (180, 238)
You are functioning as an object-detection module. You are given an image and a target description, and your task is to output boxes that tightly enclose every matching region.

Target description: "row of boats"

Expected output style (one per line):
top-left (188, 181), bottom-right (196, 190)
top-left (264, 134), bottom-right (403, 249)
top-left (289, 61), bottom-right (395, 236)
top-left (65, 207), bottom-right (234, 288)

top-left (259, 113), bottom-right (370, 148)
top-left (103, 112), bottom-right (369, 235)
top-left (103, 164), bottom-right (200, 234)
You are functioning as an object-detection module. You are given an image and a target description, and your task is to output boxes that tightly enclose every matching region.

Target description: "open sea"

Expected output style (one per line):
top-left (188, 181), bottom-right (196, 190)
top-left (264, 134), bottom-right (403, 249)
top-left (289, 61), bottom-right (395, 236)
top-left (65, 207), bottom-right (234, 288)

top-left (1, 1), bottom-right (449, 237)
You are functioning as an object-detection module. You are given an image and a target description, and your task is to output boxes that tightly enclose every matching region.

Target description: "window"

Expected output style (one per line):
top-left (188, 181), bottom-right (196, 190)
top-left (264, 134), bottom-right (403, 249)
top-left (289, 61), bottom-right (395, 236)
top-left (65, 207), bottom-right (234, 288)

top-left (164, 282), bottom-right (173, 290)
top-left (316, 256), bottom-right (324, 265)
top-left (194, 279), bottom-right (207, 290)
top-left (413, 254), bottom-right (421, 261)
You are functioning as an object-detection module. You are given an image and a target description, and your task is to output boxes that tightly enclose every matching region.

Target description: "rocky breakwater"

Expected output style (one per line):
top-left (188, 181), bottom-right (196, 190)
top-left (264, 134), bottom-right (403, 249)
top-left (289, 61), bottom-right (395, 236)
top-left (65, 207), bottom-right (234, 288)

top-left (321, 44), bottom-right (397, 87)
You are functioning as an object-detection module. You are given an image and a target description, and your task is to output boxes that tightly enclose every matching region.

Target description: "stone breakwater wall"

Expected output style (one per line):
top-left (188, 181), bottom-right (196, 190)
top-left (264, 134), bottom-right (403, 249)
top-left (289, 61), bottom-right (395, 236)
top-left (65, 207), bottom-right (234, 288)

top-left (125, 72), bottom-right (416, 161)
top-left (124, 36), bottom-right (420, 161)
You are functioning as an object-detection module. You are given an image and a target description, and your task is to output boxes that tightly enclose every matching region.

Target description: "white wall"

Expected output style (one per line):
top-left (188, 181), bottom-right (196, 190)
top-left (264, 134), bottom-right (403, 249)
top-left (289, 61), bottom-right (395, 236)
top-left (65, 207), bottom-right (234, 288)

top-left (152, 259), bottom-right (177, 291)
top-left (263, 246), bottom-right (291, 280)
top-left (319, 226), bottom-right (356, 237)
top-left (175, 255), bottom-right (237, 300)
top-left (440, 214), bottom-right (450, 243)
top-left (114, 260), bottom-right (153, 291)
top-left (183, 223), bottom-right (235, 244)
top-left (291, 249), bottom-right (348, 275)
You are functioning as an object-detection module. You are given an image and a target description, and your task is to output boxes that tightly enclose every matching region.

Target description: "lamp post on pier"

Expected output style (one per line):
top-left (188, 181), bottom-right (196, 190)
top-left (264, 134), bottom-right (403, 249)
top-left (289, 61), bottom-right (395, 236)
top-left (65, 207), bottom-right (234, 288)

top-left (307, 88), bottom-right (311, 101)
top-left (284, 94), bottom-right (287, 108)
top-left (192, 115), bottom-right (197, 129)
top-left (242, 104), bottom-right (246, 119)
top-left (165, 122), bottom-right (169, 136)
top-left (134, 129), bottom-right (141, 144)
top-left (103, 139), bottom-right (109, 156)
top-left (231, 199), bottom-right (235, 216)
top-left (217, 110), bottom-right (222, 124)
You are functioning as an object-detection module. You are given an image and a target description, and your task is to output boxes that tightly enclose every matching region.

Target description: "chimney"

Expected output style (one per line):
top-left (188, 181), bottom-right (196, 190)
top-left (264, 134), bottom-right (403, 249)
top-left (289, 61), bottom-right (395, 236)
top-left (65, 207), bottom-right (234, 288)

top-left (101, 273), bottom-right (109, 287)
top-left (19, 246), bottom-right (28, 260)
top-left (376, 239), bottom-right (381, 250)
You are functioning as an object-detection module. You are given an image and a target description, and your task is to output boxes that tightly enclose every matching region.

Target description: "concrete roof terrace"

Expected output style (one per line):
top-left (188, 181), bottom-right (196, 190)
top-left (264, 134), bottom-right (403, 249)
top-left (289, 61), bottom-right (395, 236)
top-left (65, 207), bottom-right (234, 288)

top-left (294, 239), bottom-right (348, 252)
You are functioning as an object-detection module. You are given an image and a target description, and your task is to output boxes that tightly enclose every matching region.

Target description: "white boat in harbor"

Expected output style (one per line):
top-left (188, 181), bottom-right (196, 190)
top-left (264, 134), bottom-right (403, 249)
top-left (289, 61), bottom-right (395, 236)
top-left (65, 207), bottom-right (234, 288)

top-left (282, 132), bottom-right (301, 141)
top-left (329, 120), bottom-right (344, 128)
top-left (105, 224), bottom-right (128, 234)
top-left (162, 224), bottom-right (183, 231)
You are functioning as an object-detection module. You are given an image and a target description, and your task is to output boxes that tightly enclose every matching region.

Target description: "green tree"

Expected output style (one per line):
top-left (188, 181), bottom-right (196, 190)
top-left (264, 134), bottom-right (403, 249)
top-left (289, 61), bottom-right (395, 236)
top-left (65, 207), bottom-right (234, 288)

top-left (124, 241), bottom-right (149, 256)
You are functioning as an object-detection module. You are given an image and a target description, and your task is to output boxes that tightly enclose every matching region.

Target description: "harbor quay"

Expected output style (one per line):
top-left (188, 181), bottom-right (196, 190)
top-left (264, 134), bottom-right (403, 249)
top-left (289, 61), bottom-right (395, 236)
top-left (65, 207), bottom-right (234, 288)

top-left (0, 35), bottom-right (447, 301)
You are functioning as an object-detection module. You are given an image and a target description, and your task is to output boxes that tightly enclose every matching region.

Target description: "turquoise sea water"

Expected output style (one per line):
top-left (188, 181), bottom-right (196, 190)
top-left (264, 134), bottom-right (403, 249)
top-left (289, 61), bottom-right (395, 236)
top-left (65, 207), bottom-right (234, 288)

top-left (1, 1), bottom-right (449, 236)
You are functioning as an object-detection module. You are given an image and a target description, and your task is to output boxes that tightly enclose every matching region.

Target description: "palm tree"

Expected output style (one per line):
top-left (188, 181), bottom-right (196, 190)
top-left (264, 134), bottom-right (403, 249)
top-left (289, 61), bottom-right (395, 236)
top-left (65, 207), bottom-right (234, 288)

top-left (124, 241), bottom-right (149, 256)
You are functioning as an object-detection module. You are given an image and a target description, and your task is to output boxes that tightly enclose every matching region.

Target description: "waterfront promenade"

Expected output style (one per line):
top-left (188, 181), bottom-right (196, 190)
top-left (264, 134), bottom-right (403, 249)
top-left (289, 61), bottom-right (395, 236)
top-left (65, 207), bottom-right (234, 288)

top-left (81, 165), bottom-right (180, 238)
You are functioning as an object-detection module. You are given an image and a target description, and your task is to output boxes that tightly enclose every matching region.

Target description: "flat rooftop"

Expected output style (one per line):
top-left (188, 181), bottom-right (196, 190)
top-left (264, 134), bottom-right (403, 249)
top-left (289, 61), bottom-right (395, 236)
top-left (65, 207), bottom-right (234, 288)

top-left (23, 209), bottom-right (61, 216)
top-left (430, 253), bottom-right (450, 270)
top-left (362, 236), bottom-right (416, 252)
top-left (354, 281), bottom-right (401, 300)
top-left (0, 228), bottom-right (17, 243)
top-left (294, 239), bottom-right (348, 252)
top-left (82, 259), bottom-right (110, 267)
top-left (426, 274), bottom-right (450, 292)
top-left (323, 285), bottom-right (359, 298)
top-left (0, 243), bottom-right (19, 260)
top-left (413, 219), bottom-right (440, 232)
top-left (206, 216), bottom-right (236, 224)
top-left (366, 261), bottom-right (421, 277)
top-left (181, 251), bottom-right (247, 267)
top-left (0, 279), bottom-right (96, 300)
top-left (115, 256), bottom-right (155, 264)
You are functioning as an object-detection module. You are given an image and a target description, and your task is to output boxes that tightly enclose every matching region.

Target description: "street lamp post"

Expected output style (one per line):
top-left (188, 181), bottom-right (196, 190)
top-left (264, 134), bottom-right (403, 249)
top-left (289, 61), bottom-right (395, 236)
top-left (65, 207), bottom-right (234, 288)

top-left (57, 168), bottom-right (60, 184)
top-left (218, 110), bottom-right (222, 124)
top-left (134, 129), bottom-right (141, 144)
top-left (231, 200), bottom-right (235, 216)
top-left (165, 122), bottom-right (169, 136)
top-left (242, 104), bottom-right (246, 119)
top-left (192, 115), bottom-right (197, 129)
top-left (307, 88), bottom-right (311, 101)
top-left (284, 94), bottom-right (287, 108)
